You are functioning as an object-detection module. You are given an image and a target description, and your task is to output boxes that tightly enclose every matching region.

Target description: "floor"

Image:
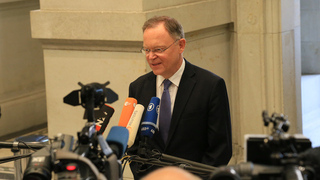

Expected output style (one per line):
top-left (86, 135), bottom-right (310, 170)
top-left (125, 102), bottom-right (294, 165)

top-left (0, 128), bottom-right (48, 179)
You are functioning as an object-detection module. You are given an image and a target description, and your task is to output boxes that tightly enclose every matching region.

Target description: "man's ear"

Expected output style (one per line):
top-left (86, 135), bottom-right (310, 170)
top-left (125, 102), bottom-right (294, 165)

top-left (179, 38), bottom-right (186, 53)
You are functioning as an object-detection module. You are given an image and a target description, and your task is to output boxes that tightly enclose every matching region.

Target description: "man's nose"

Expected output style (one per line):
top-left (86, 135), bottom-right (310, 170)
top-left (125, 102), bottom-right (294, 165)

top-left (147, 51), bottom-right (157, 59)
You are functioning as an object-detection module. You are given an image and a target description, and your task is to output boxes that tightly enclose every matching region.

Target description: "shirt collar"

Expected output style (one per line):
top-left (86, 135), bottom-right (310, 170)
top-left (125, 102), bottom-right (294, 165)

top-left (157, 59), bottom-right (185, 88)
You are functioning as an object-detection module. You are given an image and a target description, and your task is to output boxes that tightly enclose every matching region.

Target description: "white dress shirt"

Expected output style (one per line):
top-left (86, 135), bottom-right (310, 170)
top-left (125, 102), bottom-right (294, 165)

top-left (156, 59), bottom-right (186, 115)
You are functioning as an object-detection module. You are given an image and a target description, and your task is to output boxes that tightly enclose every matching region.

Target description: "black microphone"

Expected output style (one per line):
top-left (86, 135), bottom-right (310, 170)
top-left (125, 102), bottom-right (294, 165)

top-left (96, 104), bottom-right (115, 134)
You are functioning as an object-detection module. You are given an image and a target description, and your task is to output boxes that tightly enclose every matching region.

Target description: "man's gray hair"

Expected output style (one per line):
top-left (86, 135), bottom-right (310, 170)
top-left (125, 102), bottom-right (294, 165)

top-left (142, 16), bottom-right (185, 39)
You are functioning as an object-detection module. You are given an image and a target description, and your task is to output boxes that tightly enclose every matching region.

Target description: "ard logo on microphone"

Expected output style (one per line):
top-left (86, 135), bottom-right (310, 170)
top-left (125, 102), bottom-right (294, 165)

top-left (147, 103), bottom-right (155, 111)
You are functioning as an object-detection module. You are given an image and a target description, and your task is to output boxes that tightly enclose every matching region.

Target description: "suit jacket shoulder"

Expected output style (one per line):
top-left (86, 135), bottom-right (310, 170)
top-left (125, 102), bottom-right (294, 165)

top-left (129, 71), bottom-right (156, 110)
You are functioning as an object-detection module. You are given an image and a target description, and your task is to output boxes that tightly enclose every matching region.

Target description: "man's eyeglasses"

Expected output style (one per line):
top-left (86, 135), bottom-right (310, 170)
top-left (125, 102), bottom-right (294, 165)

top-left (141, 39), bottom-right (180, 55)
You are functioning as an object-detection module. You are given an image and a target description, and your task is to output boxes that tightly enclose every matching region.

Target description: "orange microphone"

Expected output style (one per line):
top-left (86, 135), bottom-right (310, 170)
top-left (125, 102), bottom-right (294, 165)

top-left (118, 97), bottom-right (137, 127)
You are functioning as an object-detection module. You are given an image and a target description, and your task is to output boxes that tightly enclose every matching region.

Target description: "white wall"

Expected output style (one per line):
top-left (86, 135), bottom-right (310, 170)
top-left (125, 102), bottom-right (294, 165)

top-left (300, 0), bottom-right (320, 148)
top-left (301, 75), bottom-right (320, 147)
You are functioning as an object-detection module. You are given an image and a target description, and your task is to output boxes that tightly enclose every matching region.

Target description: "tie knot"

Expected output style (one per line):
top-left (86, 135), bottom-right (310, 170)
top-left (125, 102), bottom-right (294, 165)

top-left (163, 79), bottom-right (172, 90)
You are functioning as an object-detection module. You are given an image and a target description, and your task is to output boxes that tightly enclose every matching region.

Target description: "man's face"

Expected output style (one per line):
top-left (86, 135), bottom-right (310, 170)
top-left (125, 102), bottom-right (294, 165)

top-left (143, 23), bottom-right (185, 79)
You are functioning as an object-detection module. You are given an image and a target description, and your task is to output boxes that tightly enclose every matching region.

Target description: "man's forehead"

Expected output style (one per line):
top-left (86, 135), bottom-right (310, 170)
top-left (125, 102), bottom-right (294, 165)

top-left (144, 23), bottom-right (168, 36)
top-left (143, 21), bottom-right (165, 31)
top-left (143, 27), bottom-right (173, 45)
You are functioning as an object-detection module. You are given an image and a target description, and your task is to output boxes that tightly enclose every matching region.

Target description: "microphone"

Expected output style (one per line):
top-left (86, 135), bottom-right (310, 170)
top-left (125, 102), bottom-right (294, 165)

top-left (106, 126), bottom-right (129, 159)
top-left (118, 97), bottom-right (137, 127)
top-left (83, 104), bottom-right (115, 134)
top-left (138, 97), bottom-right (159, 157)
top-left (126, 104), bottom-right (145, 148)
top-left (141, 97), bottom-right (160, 138)
top-left (96, 104), bottom-right (115, 134)
top-left (97, 134), bottom-right (113, 157)
top-left (98, 126), bottom-right (129, 180)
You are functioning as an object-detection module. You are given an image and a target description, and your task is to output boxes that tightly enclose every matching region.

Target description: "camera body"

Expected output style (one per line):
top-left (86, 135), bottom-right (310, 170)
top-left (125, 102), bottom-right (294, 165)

top-left (23, 82), bottom-right (119, 180)
top-left (210, 111), bottom-right (316, 180)
top-left (245, 134), bottom-right (312, 166)
top-left (23, 134), bottom-right (69, 180)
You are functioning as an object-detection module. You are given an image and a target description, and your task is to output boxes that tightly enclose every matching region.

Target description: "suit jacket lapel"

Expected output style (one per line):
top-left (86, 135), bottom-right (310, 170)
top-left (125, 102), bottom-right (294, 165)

top-left (166, 60), bottom-right (196, 148)
top-left (144, 73), bottom-right (156, 101)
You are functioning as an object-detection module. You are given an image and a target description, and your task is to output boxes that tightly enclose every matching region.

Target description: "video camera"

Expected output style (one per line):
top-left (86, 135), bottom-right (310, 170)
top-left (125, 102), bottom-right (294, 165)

top-left (209, 111), bottom-right (318, 180)
top-left (20, 81), bottom-right (122, 180)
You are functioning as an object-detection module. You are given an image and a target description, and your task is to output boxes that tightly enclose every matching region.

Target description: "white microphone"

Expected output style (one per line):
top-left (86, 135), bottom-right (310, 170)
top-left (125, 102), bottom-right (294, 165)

top-left (126, 104), bottom-right (145, 148)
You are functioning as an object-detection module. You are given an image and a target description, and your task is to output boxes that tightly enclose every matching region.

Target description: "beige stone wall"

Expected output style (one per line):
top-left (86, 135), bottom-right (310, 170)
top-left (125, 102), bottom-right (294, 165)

top-left (0, 0), bottom-right (46, 138)
top-left (30, 0), bottom-right (233, 139)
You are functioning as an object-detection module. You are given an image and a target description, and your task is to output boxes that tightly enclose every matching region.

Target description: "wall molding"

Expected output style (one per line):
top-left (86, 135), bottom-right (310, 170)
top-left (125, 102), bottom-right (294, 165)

top-left (0, 0), bottom-right (39, 11)
top-left (39, 39), bottom-right (143, 52)
top-left (0, 87), bottom-right (46, 106)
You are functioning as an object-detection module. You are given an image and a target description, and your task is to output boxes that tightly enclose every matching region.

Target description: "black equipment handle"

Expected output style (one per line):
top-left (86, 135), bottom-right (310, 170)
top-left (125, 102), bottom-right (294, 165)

top-left (0, 141), bottom-right (46, 150)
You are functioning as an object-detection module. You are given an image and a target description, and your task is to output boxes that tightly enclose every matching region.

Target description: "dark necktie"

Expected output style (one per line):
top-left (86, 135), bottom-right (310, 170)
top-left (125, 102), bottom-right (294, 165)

top-left (159, 79), bottom-right (172, 143)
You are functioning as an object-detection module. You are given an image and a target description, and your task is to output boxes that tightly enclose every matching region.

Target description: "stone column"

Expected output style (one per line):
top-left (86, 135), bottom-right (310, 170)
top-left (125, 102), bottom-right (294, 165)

top-left (231, 0), bottom-right (302, 163)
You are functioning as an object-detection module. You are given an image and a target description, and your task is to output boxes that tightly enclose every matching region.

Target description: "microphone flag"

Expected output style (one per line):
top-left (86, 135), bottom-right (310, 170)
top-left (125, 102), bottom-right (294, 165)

top-left (141, 97), bottom-right (160, 138)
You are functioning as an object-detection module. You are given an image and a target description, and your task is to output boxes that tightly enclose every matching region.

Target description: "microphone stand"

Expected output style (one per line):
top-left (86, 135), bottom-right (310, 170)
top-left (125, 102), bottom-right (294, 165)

top-left (159, 153), bottom-right (217, 172)
top-left (134, 136), bottom-right (216, 176)
top-left (153, 152), bottom-right (217, 176)
top-left (137, 137), bottom-right (153, 158)
top-left (129, 156), bottom-right (215, 176)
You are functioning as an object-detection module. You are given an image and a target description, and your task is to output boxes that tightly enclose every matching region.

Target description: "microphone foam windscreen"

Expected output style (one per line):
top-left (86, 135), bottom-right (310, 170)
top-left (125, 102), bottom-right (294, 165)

top-left (106, 126), bottom-right (129, 159)
top-left (141, 97), bottom-right (160, 138)
top-left (118, 97), bottom-right (137, 127)
top-left (126, 104), bottom-right (144, 148)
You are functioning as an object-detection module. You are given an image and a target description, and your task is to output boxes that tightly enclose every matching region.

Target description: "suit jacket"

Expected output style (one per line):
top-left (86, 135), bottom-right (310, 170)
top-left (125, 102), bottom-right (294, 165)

top-left (127, 60), bottom-right (232, 178)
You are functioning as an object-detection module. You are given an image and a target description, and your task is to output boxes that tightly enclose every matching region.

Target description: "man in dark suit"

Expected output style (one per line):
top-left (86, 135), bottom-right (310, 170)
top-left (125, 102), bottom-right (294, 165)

top-left (127, 16), bottom-right (232, 179)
